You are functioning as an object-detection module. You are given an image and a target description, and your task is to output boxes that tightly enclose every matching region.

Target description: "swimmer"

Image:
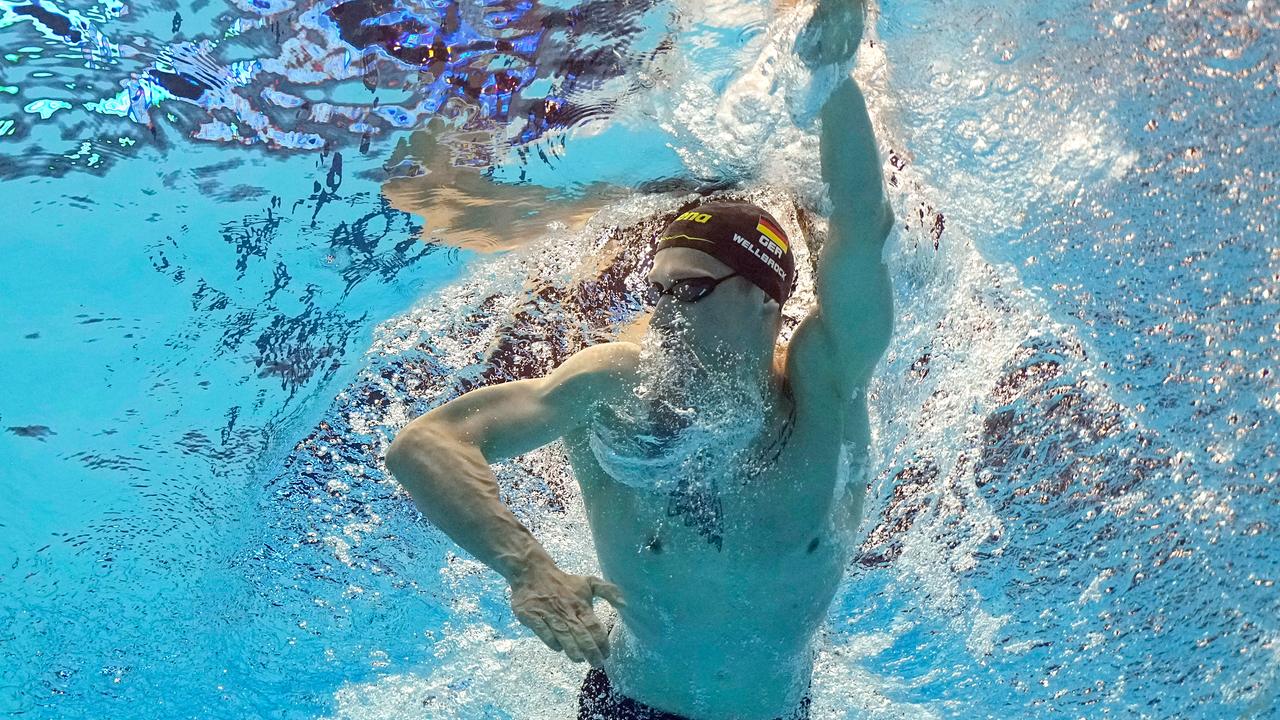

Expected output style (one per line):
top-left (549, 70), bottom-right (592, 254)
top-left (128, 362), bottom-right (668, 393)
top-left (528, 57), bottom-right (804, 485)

top-left (385, 3), bottom-right (892, 718)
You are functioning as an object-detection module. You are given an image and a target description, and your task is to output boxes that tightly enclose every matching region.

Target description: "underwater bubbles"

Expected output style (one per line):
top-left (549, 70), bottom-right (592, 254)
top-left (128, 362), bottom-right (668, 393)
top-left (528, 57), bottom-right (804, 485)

top-left (587, 318), bottom-right (769, 493)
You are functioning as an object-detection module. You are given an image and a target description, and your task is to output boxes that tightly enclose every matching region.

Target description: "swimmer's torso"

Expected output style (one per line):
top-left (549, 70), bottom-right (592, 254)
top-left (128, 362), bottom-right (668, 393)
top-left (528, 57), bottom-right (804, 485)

top-left (561, 341), bottom-right (872, 720)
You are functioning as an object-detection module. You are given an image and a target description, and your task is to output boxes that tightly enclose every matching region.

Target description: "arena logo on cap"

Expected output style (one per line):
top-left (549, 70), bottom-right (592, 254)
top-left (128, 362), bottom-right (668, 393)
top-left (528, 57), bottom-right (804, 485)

top-left (676, 211), bottom-right (714, 223)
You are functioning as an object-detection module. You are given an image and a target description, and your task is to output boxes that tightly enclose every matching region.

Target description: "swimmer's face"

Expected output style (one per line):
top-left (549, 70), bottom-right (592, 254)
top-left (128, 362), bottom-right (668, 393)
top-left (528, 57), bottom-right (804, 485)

top-left (644, 247), bottom-right (778, 353)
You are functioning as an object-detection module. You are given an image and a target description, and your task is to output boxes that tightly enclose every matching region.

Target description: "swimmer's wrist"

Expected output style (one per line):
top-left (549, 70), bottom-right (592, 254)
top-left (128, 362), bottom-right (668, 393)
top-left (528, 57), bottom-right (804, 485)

top-left (497, 541), bottom-right (558, 587)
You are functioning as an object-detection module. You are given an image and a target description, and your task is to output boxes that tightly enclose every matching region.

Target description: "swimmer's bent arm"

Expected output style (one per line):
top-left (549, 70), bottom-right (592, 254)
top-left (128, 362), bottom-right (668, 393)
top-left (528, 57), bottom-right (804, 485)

top-left (384, 342), bottom-right (631, 665)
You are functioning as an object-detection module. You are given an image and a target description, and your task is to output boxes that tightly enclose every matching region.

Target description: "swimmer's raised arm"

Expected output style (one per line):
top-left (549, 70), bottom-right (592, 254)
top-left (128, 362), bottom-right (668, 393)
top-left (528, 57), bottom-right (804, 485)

top-left (385, 342), bottom-right (632, 667)
top-left (801, 72), bottom-right (894, 399)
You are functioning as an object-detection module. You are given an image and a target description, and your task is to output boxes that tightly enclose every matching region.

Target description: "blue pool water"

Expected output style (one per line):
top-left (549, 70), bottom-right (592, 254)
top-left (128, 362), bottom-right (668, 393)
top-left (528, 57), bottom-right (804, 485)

top-left (2, 0), bottom-right (1277, 718)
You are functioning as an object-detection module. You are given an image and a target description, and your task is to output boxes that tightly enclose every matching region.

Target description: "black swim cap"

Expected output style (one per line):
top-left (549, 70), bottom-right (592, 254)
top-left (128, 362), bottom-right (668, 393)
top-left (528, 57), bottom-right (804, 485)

top-left (656, 201), bottom-right (797, 306)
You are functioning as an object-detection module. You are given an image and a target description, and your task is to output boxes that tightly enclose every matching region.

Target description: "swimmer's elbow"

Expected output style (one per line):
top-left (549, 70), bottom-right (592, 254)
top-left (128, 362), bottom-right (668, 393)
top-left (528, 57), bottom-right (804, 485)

top-left (386, 421), bottom-right (467, 474)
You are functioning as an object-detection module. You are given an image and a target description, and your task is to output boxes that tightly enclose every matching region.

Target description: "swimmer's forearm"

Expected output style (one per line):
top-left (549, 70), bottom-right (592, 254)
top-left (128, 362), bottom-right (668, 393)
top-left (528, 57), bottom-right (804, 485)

top-left (819, 74), bottom-right (890, 238)
top-left (386, 428), bottom-right (557, 584)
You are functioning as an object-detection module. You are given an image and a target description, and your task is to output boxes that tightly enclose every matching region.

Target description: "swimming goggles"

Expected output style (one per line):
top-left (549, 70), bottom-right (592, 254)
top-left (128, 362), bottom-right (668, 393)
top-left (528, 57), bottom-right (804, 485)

top-left (645, 271), bottom-right (741, 305)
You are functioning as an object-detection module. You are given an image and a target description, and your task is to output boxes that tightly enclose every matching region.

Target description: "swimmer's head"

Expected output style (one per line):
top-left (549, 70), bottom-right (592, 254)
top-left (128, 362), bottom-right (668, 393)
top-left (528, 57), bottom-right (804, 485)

top-left (644, 245), bottom-right (784, 364)
top-left (653, 201), bottom-right (797, 308)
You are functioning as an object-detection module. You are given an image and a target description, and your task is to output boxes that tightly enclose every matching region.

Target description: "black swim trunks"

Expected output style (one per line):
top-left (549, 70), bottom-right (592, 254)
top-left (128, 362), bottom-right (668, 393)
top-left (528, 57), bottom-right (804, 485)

top-left (578, 668), bottom-right (811, 720)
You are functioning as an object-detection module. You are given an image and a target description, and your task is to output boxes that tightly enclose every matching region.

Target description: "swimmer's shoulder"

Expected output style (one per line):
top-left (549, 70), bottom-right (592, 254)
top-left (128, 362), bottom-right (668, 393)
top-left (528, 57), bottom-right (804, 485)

top-left (567, 340), bottom-right (640, 372)
top-left (552, 341), bottom-right (641, 405)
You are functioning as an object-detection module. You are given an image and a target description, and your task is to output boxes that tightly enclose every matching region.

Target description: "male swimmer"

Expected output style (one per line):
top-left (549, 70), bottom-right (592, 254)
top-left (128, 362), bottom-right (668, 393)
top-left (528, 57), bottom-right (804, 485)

top-left (385, 2), bottom-right (892, 718)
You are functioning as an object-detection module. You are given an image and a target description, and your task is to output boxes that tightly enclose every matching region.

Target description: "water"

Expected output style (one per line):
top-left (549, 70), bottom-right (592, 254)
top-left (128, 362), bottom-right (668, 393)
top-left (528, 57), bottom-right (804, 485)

top-left (2, 0), bottom-right (1277, 718)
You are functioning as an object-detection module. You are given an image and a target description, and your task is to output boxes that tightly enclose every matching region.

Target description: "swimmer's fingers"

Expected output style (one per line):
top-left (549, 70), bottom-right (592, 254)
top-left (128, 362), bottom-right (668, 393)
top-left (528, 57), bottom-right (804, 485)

top-left (588, 577), bottom-right (626, 609)
top-left (545, 616), bottom-right (587, 663)
top-left (517, 612), bottom-right (564, 653)
top-left (547, 613), bottom-right (604, 667)
top-left (562, 614), bottom-right (605, 668)
top-left (575, 610), bottom-right (610, 665)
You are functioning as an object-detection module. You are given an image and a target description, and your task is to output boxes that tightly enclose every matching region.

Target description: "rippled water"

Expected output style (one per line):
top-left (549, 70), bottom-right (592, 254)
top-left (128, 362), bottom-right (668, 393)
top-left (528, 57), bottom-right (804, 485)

top-left (2, 0), bottom-right (1276, 718)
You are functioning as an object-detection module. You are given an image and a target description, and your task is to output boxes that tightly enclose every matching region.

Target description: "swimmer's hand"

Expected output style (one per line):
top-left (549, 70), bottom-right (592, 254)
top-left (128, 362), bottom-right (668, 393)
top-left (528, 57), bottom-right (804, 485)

top-left (510, 567), bottom-right (626, 667)
top-left (795, 0), bottom-right (865, 70)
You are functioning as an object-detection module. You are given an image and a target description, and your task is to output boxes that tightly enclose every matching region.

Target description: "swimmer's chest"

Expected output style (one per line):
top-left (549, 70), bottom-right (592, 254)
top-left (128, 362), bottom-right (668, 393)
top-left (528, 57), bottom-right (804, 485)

top-left (563, 410), bottom-right (856, 568)
top-left (564, 424), bottom-right (862, 634)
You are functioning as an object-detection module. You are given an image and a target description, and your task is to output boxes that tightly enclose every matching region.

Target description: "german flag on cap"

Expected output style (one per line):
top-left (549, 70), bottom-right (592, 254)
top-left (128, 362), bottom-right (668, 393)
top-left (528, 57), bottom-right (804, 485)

top-left (756, 216), bottom-right (789, 253)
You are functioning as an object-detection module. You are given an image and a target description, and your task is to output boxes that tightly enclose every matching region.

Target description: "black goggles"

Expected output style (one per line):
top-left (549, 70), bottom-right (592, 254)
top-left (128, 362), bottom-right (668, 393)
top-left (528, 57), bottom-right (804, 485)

top-left (644, 271), bottom-right (741, 305)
